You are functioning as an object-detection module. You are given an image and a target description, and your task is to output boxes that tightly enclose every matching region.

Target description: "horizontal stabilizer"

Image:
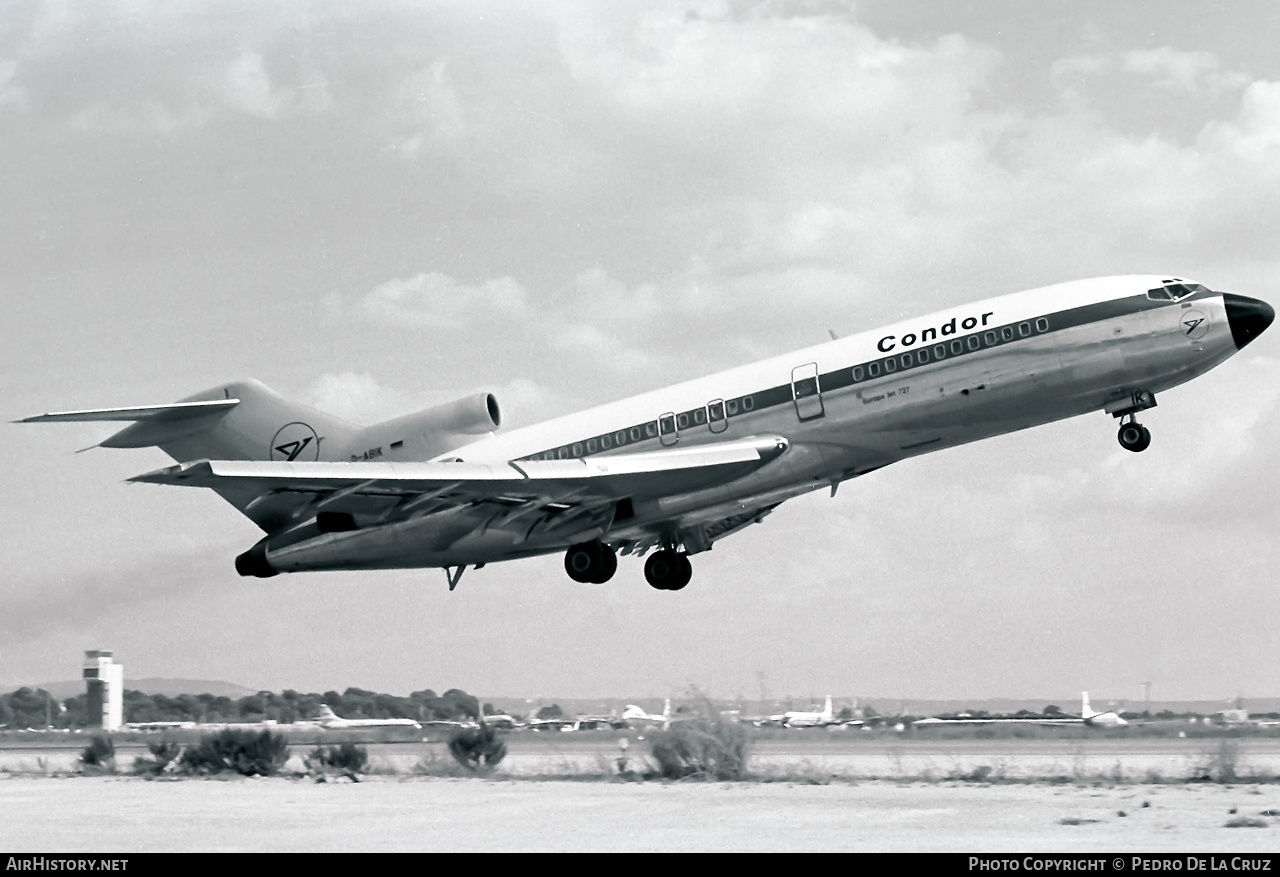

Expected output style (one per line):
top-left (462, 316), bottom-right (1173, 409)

top-left (19, 399), bottom-right (240, 423)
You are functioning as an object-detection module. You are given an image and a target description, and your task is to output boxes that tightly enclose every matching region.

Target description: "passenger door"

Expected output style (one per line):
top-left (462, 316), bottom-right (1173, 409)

top-left (791, 363), bottom-right (824, 421)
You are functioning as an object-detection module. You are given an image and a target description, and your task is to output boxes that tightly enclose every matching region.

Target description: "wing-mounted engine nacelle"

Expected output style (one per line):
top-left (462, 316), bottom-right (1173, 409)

top-left (343, 392), bottom-right (502, 461)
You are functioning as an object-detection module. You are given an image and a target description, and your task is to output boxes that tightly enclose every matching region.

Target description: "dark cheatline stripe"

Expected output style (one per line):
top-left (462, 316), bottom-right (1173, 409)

top-left (519, 293), bottom-right (1179, 461)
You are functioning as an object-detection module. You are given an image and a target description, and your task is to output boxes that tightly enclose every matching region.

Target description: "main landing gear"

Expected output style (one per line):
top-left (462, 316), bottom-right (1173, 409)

top-left (563, 540), bottom-right (694, 590)
top-left (564, 540), bottom-right (617, 584)
top-left (1117, 416), bottom-right (1151, 453)
top-left (644, 549), bottom-right (692, 591)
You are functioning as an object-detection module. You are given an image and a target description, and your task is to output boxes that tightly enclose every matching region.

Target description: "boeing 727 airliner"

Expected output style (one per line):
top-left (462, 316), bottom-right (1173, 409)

top-left (22, 276), bottom-right (1273, 591)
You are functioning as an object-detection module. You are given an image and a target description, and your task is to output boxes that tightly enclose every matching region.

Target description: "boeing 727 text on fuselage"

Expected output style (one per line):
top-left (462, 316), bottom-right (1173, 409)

top-left (22, 276), bottom-right (1273, 591)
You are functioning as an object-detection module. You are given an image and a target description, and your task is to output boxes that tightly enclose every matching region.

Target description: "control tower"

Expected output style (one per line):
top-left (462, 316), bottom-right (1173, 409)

top-left (83, 650), bottom-right (123, 731)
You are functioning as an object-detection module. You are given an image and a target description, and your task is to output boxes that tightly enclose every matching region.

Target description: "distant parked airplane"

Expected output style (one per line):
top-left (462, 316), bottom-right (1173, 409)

top-left (775, 695), bottom-right (837, 728)
top-left (23, 276), bottom-right (1272, 591)
top-left (622, 698), bottom-right (673, 730)
top-left (1081, 692), bottom-right (1127, 728)
top-left (314, 704), bottom-right (422, 730)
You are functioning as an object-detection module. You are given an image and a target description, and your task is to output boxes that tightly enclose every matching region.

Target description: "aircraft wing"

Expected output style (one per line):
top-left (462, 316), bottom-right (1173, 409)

top-left (128, 435), bottom-right (789, 537)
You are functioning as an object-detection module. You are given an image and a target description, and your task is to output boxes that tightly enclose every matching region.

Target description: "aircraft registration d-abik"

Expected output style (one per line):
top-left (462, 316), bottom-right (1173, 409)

top-left (23, 276), bottom-right (1273, 591)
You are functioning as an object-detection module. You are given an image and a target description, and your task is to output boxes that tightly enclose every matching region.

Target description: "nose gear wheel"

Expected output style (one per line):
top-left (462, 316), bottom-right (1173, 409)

top-left (1117, 418), bottom-right (1151, 453)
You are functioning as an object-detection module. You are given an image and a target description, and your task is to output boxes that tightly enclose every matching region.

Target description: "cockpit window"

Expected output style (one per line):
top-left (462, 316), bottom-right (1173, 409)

top-left (1147, 282), bottom-right (1209, 302)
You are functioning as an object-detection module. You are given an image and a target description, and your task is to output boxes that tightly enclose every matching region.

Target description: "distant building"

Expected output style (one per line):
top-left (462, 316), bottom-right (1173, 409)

top-left (83, 650), bottom-right (123, 731)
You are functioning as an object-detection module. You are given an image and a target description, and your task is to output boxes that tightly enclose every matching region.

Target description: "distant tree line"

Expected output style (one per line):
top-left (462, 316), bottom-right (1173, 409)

top-left (0, 686), bottom-right (481, 730)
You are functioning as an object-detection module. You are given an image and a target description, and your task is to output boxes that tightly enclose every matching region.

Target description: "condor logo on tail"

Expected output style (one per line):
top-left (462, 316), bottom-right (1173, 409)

top-left (270, 422), bottom-right (319, 461)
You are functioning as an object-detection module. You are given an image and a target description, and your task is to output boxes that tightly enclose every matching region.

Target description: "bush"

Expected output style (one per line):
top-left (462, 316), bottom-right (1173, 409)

top-left (1191, 738), bottom-right (1242, 783)
top-left (80, 734), bottom-right (116, 771)
top-left (648, 710), bottom-right (749, 781)
top-left (132, 738), bottom-right (184, 776)
top-left (305, 743), bottom-right (369, 776)
top-left (180, 728), bottom-right (289, 776)
top-left (448, 723), bottom-right (507, 773)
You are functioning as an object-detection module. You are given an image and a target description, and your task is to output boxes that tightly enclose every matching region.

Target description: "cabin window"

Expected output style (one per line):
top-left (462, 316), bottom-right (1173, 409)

top-left (934, 345), bottom-right (946, 359)
top-left (601, 435), bottom-right (612, 450)
top-left (558, 447), bottom-right (569, 459)
top-left (868, 361), bottom-right (881, 377)
top-left (572, 443), bottom-right (583, 457)
top-left (852, 365), bottom-right (864, 381)
top-left (677, 412), bottom-right (690, 429)
top-left (884, 357), bottom-right (897, 373)
top-left (693, 408), bottom-right (707, 425)
top-left (1019, 322), bottom-right (1031, 337)
top-left (659, 415), bottom-right (675, 435)
top-left (743, 396), bottom-right (755, 411)
top-left (951, 340), bottom-right (964, 355)
top-left (985, 331), bottom-right (997, 346)
top-left (1036, 317), bottom-right (1049, 332)
top-left (917, 348), bottom-right (929, 364)
top-left (900, 353), bottom-right (913, 368)
top-left (630, 426), bottom-right (642, 441)
top-left (1001, 326), bottom-right (1014, 341)
top-left (967, 336), bottom-right (980, 351)
top-left (726, 399), bottom-right (739, 416)
top-left (587, 438), bottom-right (598, 454)
top-left (645, 422), bottom-right (658, 438)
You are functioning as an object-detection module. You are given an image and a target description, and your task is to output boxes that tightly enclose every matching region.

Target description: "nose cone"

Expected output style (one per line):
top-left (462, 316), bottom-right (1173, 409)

top-left (1223, 293), bottom-right (1274, 349)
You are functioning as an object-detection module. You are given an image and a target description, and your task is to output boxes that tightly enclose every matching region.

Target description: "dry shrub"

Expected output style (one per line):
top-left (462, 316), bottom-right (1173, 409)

top-left (648, 710), bottom-right (748, 781)
top-left (1224, 816), bottom-right (1267, 828)
top-left (79, 734), bottom-right (115, 772)
top-left (1191, 738), bottom-right (1242, 783)
top-left (180, 728), bottom-right (289, 776)
top-left (448, 724), bottom-right (507, 773)
top-left (305, 742), bottom-right (369, 775)
top-left (132, 738), bottom-right (183, 776)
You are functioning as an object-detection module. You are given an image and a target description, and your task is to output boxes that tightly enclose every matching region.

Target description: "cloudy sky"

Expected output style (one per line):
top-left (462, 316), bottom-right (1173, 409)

top-left (3, 1), bottom-right (1278, 705)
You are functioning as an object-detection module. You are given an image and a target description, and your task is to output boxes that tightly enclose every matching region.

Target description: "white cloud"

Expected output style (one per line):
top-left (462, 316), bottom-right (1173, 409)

top-left (387, 59), bottom-right (467, 157)
top-left (1121, 47), bottom-right (1249, 94)
top-left (358, 273), bottom-right (532, 330)
top-left (301, 369), bottom-right (570, 431)
top-left (303, 371), bottom-right (399, 424)
top-left (1202, 79), bottom-right (1280, 155)
top-left (0, 58), bottom-right (28, 110)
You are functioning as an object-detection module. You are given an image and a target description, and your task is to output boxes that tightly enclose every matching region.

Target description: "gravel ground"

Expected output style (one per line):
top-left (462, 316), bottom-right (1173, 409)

top-left (2, 775), bottom-right (1278, 852)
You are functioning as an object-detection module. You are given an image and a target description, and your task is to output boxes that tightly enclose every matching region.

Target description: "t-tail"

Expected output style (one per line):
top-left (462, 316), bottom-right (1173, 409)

top-left (21, 378), bottom-right (501, 534)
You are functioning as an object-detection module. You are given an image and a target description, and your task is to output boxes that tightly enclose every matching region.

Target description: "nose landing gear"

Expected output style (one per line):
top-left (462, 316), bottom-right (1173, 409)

top-left (564, 540), bottom-right (618, 583)
top-left (1117, 417), bottom-right (1151, 453)
top-left (1108, 390), bottom-right (1156, 453)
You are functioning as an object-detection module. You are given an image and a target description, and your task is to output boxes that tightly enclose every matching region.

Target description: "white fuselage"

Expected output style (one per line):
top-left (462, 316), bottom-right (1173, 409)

top-left (267, 275), bottom-right (1245, 571)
